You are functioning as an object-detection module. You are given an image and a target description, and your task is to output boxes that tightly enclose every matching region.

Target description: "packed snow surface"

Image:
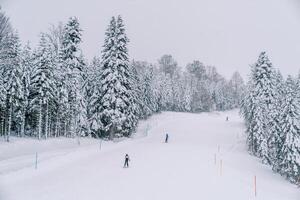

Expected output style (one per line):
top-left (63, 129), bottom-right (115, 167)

top-left (0, 110), bottom-right (299, 200)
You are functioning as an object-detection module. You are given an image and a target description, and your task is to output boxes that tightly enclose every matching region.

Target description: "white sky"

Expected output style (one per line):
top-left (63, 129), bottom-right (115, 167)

top-left (2, 0), bottom-right (300, 78)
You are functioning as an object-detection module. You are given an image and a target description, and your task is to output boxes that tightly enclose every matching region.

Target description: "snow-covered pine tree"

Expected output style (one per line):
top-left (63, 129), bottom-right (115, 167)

top-left (0, 32), bottom-right (23, 142)
top-left (82, 57), bottom-right (98, 137)
top-left (278, 76), bottom-right (300, 184)
top-left (20, 43), bottom-right (34, 137)
top-left (76, 53), bottom-right (88, 137)
top-left (60, 17), bottom-right (85, 137)
top-left (44, 22), bottom-right (66, 137)
top-left (55, 76), bottom-right (69, 137)
top-left (270, 70), bottom-right (285, 171)
top-left (89, 57), bottom-right (103, 137)
top-left (129, 61), bottom-right (146, 119)
top-left (31, 33), bottom-right (55, 139)
top-left (0, 9), bottom-right (12, 138)
top-left (129, 61), bottom-right (144, 119)
top-left (252, 99), bottom-right (268, 159)
top-left (240, 82), bottom-right (258, 154)
top-left (251, 52), bottom-right (277, 164)
top-left (98, 15), bottom-right (138, 139)
top-left (140, 66), bottom-right (157, 117)
top-left (241, 79), bottom-right (267, 157)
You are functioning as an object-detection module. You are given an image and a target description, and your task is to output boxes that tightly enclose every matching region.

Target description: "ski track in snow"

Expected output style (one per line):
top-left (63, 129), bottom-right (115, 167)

top-left (0, 110), bottom-right (299, 200)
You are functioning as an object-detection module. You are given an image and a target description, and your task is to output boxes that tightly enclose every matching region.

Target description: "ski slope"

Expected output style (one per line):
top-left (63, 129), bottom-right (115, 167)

top-left (0, 110), bottom-right (299, 200)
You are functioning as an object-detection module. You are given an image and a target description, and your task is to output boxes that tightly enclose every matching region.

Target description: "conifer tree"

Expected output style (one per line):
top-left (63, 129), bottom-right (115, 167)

top-left (251, 52), bottom-right (277, 164)
top-left (60, 17), bottom-right (85, 137)
top-left (98, 15), bottom-right (138, 139)
top-left (83, 57), bottom-right (100, 136)
top-left (89, 57), bottom-right (103, 137)
top-left (20, 43), bottom-right (34, 137)
top-left (130, 62), bottom-right (145, 119)
top-left (31, 34), bottom-right (55, 139)
top-left (278, 76), bottom-right (300, 183)
top-left (140, 67), bottom-right (156, 117)
top-left (270, 70), bottom-right (285, 171)
top-left (241, 83), bottom-right (256, 154)
top-left (0, 33), bottom-right (23, 142)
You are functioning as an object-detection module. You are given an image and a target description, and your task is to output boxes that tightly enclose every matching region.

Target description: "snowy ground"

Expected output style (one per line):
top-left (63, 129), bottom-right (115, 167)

top-left (0, 110), bottom-right (299, 200)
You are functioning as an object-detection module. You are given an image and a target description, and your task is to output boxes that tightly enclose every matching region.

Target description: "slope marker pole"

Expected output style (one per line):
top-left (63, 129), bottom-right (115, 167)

top-left (220, 159), bottom-right (223, 176)
top-left (35, 152), bottom-right (38, 170)
top-left (254, 175), bottom-right (257, 197)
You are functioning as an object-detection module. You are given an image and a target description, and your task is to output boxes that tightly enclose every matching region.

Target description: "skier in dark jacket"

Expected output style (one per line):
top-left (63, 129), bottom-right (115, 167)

top-left (165, 133), bottom-right (169, 143)
top-left (124, 154), bottom-right (130, 168)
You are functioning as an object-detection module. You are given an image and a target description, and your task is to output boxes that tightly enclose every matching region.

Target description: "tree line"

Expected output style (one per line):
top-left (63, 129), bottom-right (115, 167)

top-left (0, 8), bottom-right (244, 142)
top-left (241, 52), bottom-right (300, 185)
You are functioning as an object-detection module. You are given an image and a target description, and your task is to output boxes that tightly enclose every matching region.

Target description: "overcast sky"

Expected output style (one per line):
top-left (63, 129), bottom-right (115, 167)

top-left (2, 0), bottom-right (300, 78)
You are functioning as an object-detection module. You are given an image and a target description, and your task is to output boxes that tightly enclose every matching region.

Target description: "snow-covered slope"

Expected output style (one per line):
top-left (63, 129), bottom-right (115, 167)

top-left (0, 110), bottom-right (299, 200)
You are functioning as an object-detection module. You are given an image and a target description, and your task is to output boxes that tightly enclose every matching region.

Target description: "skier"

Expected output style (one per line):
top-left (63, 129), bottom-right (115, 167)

top-left (124, 154), bottom-right (130, 168)
top-left (165, 133), bottom-right (169, 143)
top-left (226, 116), bottom-right (229, 121)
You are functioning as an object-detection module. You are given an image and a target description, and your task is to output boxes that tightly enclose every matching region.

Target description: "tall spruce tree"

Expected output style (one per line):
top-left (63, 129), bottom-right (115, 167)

top-left (140, 67), bottom-right (156, 117)
top-left (20, 43), bottom-right (34, 137)
top-left (251, 52), bottom-right (277, 164)
top-left (98, 15), bottom-right (138, 139)
top-left (60, 17), bottom-right (85, 137)
top-left (278, 76), bottom-right (300, 183)
top-left (83, 57), bottom-right (100, 137)
top-left (270, 70), bottom-right (285, 171)
top-left (0, 10), bottom-right (12, 137)
top-left (89, 57), bottom-right (103, 137)
top-left (31, 34), bottom-right (55, 139)
top-left (241, 83), bottom-right (257, 154)
top-left (0, 33), bottom-right (23, 142)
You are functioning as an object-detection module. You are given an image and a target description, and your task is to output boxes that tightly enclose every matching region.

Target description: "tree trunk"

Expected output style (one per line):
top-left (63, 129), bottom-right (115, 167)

top-left (45, 100), bottom-right (49, 139)
top-left (20, 108), bottom-right (25, 137)
top-left (7, 105), bottom-right (12, 142)
top-left (55, 115), bottom-right (59, 137)
top-left (0, 114), bottom-right (3, 137)
top-left (109, 124), bottom-right (115, 140)
top-left (38, 99), bottom-right (42, 140)
top-left (64, 121), bottom-right (67, 137)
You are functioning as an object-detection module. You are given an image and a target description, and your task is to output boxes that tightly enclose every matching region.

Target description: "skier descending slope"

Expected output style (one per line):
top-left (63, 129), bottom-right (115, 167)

top-left (165, 133), bottom-right (169, 143)
top-left (124, 154), bottom-right (130, 168)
